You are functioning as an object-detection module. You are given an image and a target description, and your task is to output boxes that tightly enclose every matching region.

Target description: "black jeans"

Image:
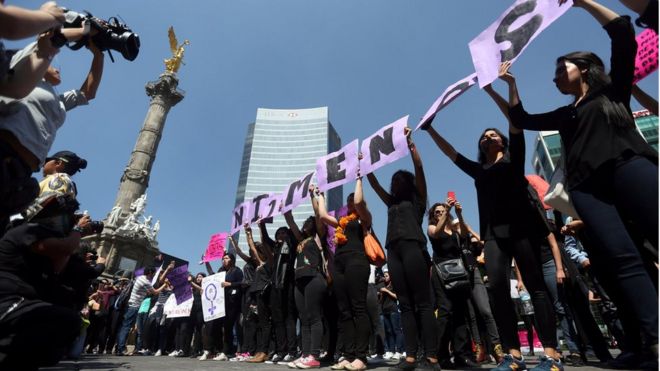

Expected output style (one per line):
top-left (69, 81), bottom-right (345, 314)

top-left (223, 300), bottom-right (242, 355)
top-left (431, 268), bottom-right (471, 360)
top-left (270, 281), bottom-right (298, 355)
top-left (483, 237), bottom-right (557, 350)
top-left (570, 156), bottom-right (658, 347)
top-left (469, 270), bottom-right (500, 346)
top-left (295, 274), bottom-right (327, 357)
top-left (255, 290), bottom-right (272, 353)
top-left (367, 283), bottom-right (385, 355)
top-left (333, 251), bottom-right (371, 362)
top-left (386, 239), bottom-right (437, 358)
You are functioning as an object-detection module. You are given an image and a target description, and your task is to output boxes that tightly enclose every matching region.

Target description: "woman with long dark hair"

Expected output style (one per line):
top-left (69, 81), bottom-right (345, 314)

top-left (427, 199), bottom-right (480, 369)
top-left (506, 0), bottom-right (658, 364)
top-left (422, 85), bottom-right (559, 370)
top-left (366, 127), bottom-right (439, 371)
top-left (316, 175), bottom-right (372, 371)
top-left (283, 208), bottom-right (327, 369)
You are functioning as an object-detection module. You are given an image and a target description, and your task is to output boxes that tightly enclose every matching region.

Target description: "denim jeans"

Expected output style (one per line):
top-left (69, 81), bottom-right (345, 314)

top-left (116, 306), bottom-right (139, 353)
top-left (381, 311), bottom-right (403, 353)
top-left (542, 259), bottom-right (579, 353)
top-left (135, 311), bottom-right (149, 351)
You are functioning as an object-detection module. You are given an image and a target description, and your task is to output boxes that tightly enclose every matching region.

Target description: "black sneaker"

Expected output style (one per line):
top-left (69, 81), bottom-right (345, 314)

top-left (454, 356), bottom-right (481, 368)
top-left (416, 359), bottom-right (442, 371)
top-left (566, 353), bottom-right (584, 367)
top-left (389, 359), bottom-right (417, 371)
top-left (607, 351), bottom-right (642, 369)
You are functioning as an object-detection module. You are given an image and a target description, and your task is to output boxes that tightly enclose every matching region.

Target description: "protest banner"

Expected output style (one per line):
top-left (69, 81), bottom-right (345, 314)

top-left (201, 272), bottom-right (226, 322)
top-left (163, 295), bottom-right (193, 318)
top-left (166, 263), bottom-right (192, 304)
top-left (469, 0), bottom-right (571, 87)
top-left (230, 201), bottom-right (252, 235)
top-left (316, 139), bottom-right (359, 192)
top-left (249, 192), bottom-right (283, 223)
top-left (281, 172), bottom-right (315, 213)
top-left (359, 116), bottom-right (410, 176)
top-left (634, 28), bottom-right (658, 84)
top-left (203, 233), bottom-right (227, 263)
top-left (417, 73), bottom-right (479, 130)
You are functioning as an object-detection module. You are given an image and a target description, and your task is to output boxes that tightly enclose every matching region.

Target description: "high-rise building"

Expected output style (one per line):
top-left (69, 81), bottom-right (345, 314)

top-left (233, 107), bottom-right (342, 261)
top-left (532, 109), bottom-right (659, 180)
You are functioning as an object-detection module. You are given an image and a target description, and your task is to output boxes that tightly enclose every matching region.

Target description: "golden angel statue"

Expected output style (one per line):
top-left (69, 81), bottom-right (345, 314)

top-left (164, 26), bottom-right (190, 73)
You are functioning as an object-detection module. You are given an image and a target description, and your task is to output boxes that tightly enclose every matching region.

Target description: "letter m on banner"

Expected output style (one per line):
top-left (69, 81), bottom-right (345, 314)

top-left (281, 172), bottom-right (315, 213)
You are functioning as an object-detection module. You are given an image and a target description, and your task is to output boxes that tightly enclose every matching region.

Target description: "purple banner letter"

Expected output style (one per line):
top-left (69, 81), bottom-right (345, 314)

top-left (316, 139), bottom-right (359, 192)
top-left (282, 172), bottom-right (315, 213)
top-left (359, 116), bottom-right (410, 176)
top-left (417, 73), bottom-right (479, 130)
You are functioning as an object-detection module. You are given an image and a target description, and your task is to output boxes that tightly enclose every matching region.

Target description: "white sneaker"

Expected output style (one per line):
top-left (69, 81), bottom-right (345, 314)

top-left (282, 353), bottom-right (296, 362)
top-left (214, 352), bottom-right (228, 361)
top-left (288, 356), bottom-right (304, 368)
top-left (154, 350), bottom-right (162, 357)
top-left (383, 352), bottom-right (394, 360)
top-left (168, 350), bottom-right (180, 357)
top-left (198, 350), bottom-right (210, 360)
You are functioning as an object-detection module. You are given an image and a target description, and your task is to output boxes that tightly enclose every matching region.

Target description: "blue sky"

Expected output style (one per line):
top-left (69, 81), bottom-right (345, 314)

top-left (9, 1), bottom-right (657, 271)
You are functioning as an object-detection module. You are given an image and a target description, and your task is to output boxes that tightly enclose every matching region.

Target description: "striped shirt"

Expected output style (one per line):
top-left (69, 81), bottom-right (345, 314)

top-left (128, 276), bottom-right (153, 308)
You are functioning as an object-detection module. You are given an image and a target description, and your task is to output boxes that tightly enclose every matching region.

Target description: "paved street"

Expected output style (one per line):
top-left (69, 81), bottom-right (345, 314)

top-left (43, 354), bottom-right (618, 371)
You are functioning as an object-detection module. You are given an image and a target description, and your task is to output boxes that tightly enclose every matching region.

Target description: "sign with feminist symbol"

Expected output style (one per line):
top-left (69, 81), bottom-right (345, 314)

top-left (202, 272), bottom-right (226, 322)
top-left (469, 0), bottom-right (572, 88)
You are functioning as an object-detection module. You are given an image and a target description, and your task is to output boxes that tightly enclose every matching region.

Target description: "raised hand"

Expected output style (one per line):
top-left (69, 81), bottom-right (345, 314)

top-left (498, 61), bottom-right (516, 84)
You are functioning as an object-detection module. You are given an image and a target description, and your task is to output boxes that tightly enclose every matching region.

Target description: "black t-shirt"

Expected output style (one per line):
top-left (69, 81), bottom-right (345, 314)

top-left (385, 198), bottom-right (427, 248)
top-left (379, 282), bottom-right (398, 313)
top-left (0, 223), bottom-right (62, 299)
top-left (295, 238), bottom-right (322, 280)
top-left (429, 230), bottom-right (462, 262)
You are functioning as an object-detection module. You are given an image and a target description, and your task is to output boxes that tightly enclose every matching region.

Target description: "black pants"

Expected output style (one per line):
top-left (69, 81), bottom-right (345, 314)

top-left (295, 274), bottom-right (327, 357)
top-left (386, 239), bottom-right (437, 358)
top-left (158, 318), bottom-right (176, 353)
top-left (0, 297), bottom-right (81, 370)
top-left (202, 317), bottom-right (223, 353)
top-left (483, 237), bottom-right (557, 350)
top-left (255, 290), bottom-right (272, 353)
top-left (322, 289), bottom-right (340, 360)
top-left (468, 269), bottom-right (500, 346)
top-left (85, 313), bottom-right (108, 352)
top-left (431, 269), bottom-right (471, 360)
top-left (367, 283), bottom-right (385, 355)
top-left (270, 282), bottom-right (298, 355)
top-left (174, 317), bottom-right (193, 355)
top-left (223, 300), bottom-right (242, 355)
top-left (571, 156), bottom-right (658, 347)
top-left (333, 251), bottom-right (371, 362)
top-left (101, 307), bottom-right (123, 354)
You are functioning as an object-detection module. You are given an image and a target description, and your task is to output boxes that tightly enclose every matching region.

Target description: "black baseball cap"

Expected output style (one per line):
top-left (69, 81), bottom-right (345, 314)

top-left (45, 150), bottom-right (87, 175)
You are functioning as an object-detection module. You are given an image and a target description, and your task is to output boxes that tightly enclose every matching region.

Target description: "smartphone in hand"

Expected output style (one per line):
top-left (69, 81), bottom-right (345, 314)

top-left (447, 191), bottom-right (456, 201)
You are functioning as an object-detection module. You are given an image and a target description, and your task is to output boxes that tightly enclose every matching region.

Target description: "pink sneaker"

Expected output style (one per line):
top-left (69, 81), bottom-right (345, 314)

top-left (297, 355), bottom-right (321, 369)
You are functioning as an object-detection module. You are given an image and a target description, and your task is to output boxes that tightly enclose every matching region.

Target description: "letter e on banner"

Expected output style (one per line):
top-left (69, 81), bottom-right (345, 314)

top-left (469, 0), bottom-right (571, 88)
top-left (360, 116), bottom-right (410, 176)
top-left (281, 172), bottom-right (315, 213)
top-left (316, 139), bottom-right (359, 192)
top-left (230, 201), bottom-right (252, 235)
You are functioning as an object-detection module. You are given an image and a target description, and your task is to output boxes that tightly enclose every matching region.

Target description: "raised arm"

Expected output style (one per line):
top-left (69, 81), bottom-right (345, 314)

top-left (204, 260), bottom-right (215, 275)
top-left (485, 61), bottom-right (521, 134)
top-left (406, 127), bottom-right (427, 205)
top-left (0, 2), bottom-right (64, 40)
top-left (574, 0), bottom-right (619, 26)
top-left (78, 41), bottom-right (104, 101)
top-left (354, 176), bottom-right (372, 230)
top-left (424, 126), bottom-right (458, 162)
top-left (257, 219), bottom-right (274, 248)
top-left (0, 33), bottom-right (58, 99)
top-left (632, 85), bottom-right (659, 116)
top-left (454, 200), bottom-right (469, 238)
top-left (309, 186), bottom-right (327, 238)
top-left (284, 210), bottom-right (303, 242)
top-left (366, 172), bottom-right (392, 206)
top-left (427, 204), bottom-right (449, 240)
top-left (229, 235), bottom-right (253, 265)
top-left (244, 223), bottom-right (264, 266)
top-left (314, 184), bottom-right (338, 228)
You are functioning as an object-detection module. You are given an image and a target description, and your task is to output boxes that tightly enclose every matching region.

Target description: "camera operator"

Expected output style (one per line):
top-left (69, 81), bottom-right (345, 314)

top-left (0, 1), bottom-right (65, 99)
top-left (0, 189), bottom-right (92, 370)
top-left (0, 29), bottom-right (104, 235)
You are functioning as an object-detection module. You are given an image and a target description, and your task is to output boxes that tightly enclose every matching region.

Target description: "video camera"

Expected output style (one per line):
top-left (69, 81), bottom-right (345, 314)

top-left (50, 9), bottom-right (140, 62)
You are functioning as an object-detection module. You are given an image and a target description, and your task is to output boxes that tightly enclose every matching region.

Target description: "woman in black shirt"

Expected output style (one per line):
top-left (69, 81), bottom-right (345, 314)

top-left (422, 89), bottom-right (558, 369)
top-left (316, 176), bottom-right (372, 371)
top-left (506, 0), bottom-right (658, 358)
top-left (367, 127), bottom-right (439, 371)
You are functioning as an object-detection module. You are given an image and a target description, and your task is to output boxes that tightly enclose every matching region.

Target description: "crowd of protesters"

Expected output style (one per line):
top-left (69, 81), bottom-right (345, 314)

top-left (0, 0), bottom-right (658, 371)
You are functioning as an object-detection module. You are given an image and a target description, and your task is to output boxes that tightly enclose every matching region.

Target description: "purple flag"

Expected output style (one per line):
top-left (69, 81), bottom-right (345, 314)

top-left (359, 116), bottom-right (410, 176)
top-left (469, 0), bottom-right (572, 88)
top-left (230, 201), bottom-right (252, 235)
top-left (167, 263), bottom-right (193, 305)
top-left (316, 139), bottom-right (359, 192)
top-left (281, 172), bottom-right (315, 213)
top-left (417, 73), bottom-right (479, 130)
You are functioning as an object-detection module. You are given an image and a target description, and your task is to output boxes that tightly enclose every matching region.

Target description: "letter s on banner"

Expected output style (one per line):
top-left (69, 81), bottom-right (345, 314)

top-left (281, 172), bottom-right (315, 213)
top-left (469, 0), bottom-right (571, 88)
top-left (316, 139), bottom-right (359, 192)
top-left (230, 201), bottom-right (252, 235)
top-left (359, 116), bottom-right (410, 176)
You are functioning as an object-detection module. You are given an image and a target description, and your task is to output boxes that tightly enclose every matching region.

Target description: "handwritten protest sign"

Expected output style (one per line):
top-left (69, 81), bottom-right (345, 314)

top-left (634, 28), bottom-right (658, 84)
top-left (203, 233), bottom-right (227, 263)
top-left (469, 0), bottom-right (572, 87)
top-left (201, 272), bottom-right (226, 322)
top-left (281, 172), bottom-right (315, 213)
top-left (417, 73), bottom-right (479, 130)
top-left (230, 201), bottom-right (252, 235)
top-left (166, 264), bottom-right (192, 304)
top-left (164, 294), bottom-right (193, 318)
top-left (316, 139), bottom-right (359, 192)
top-left (359, 116), bottom-right (410, 176)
